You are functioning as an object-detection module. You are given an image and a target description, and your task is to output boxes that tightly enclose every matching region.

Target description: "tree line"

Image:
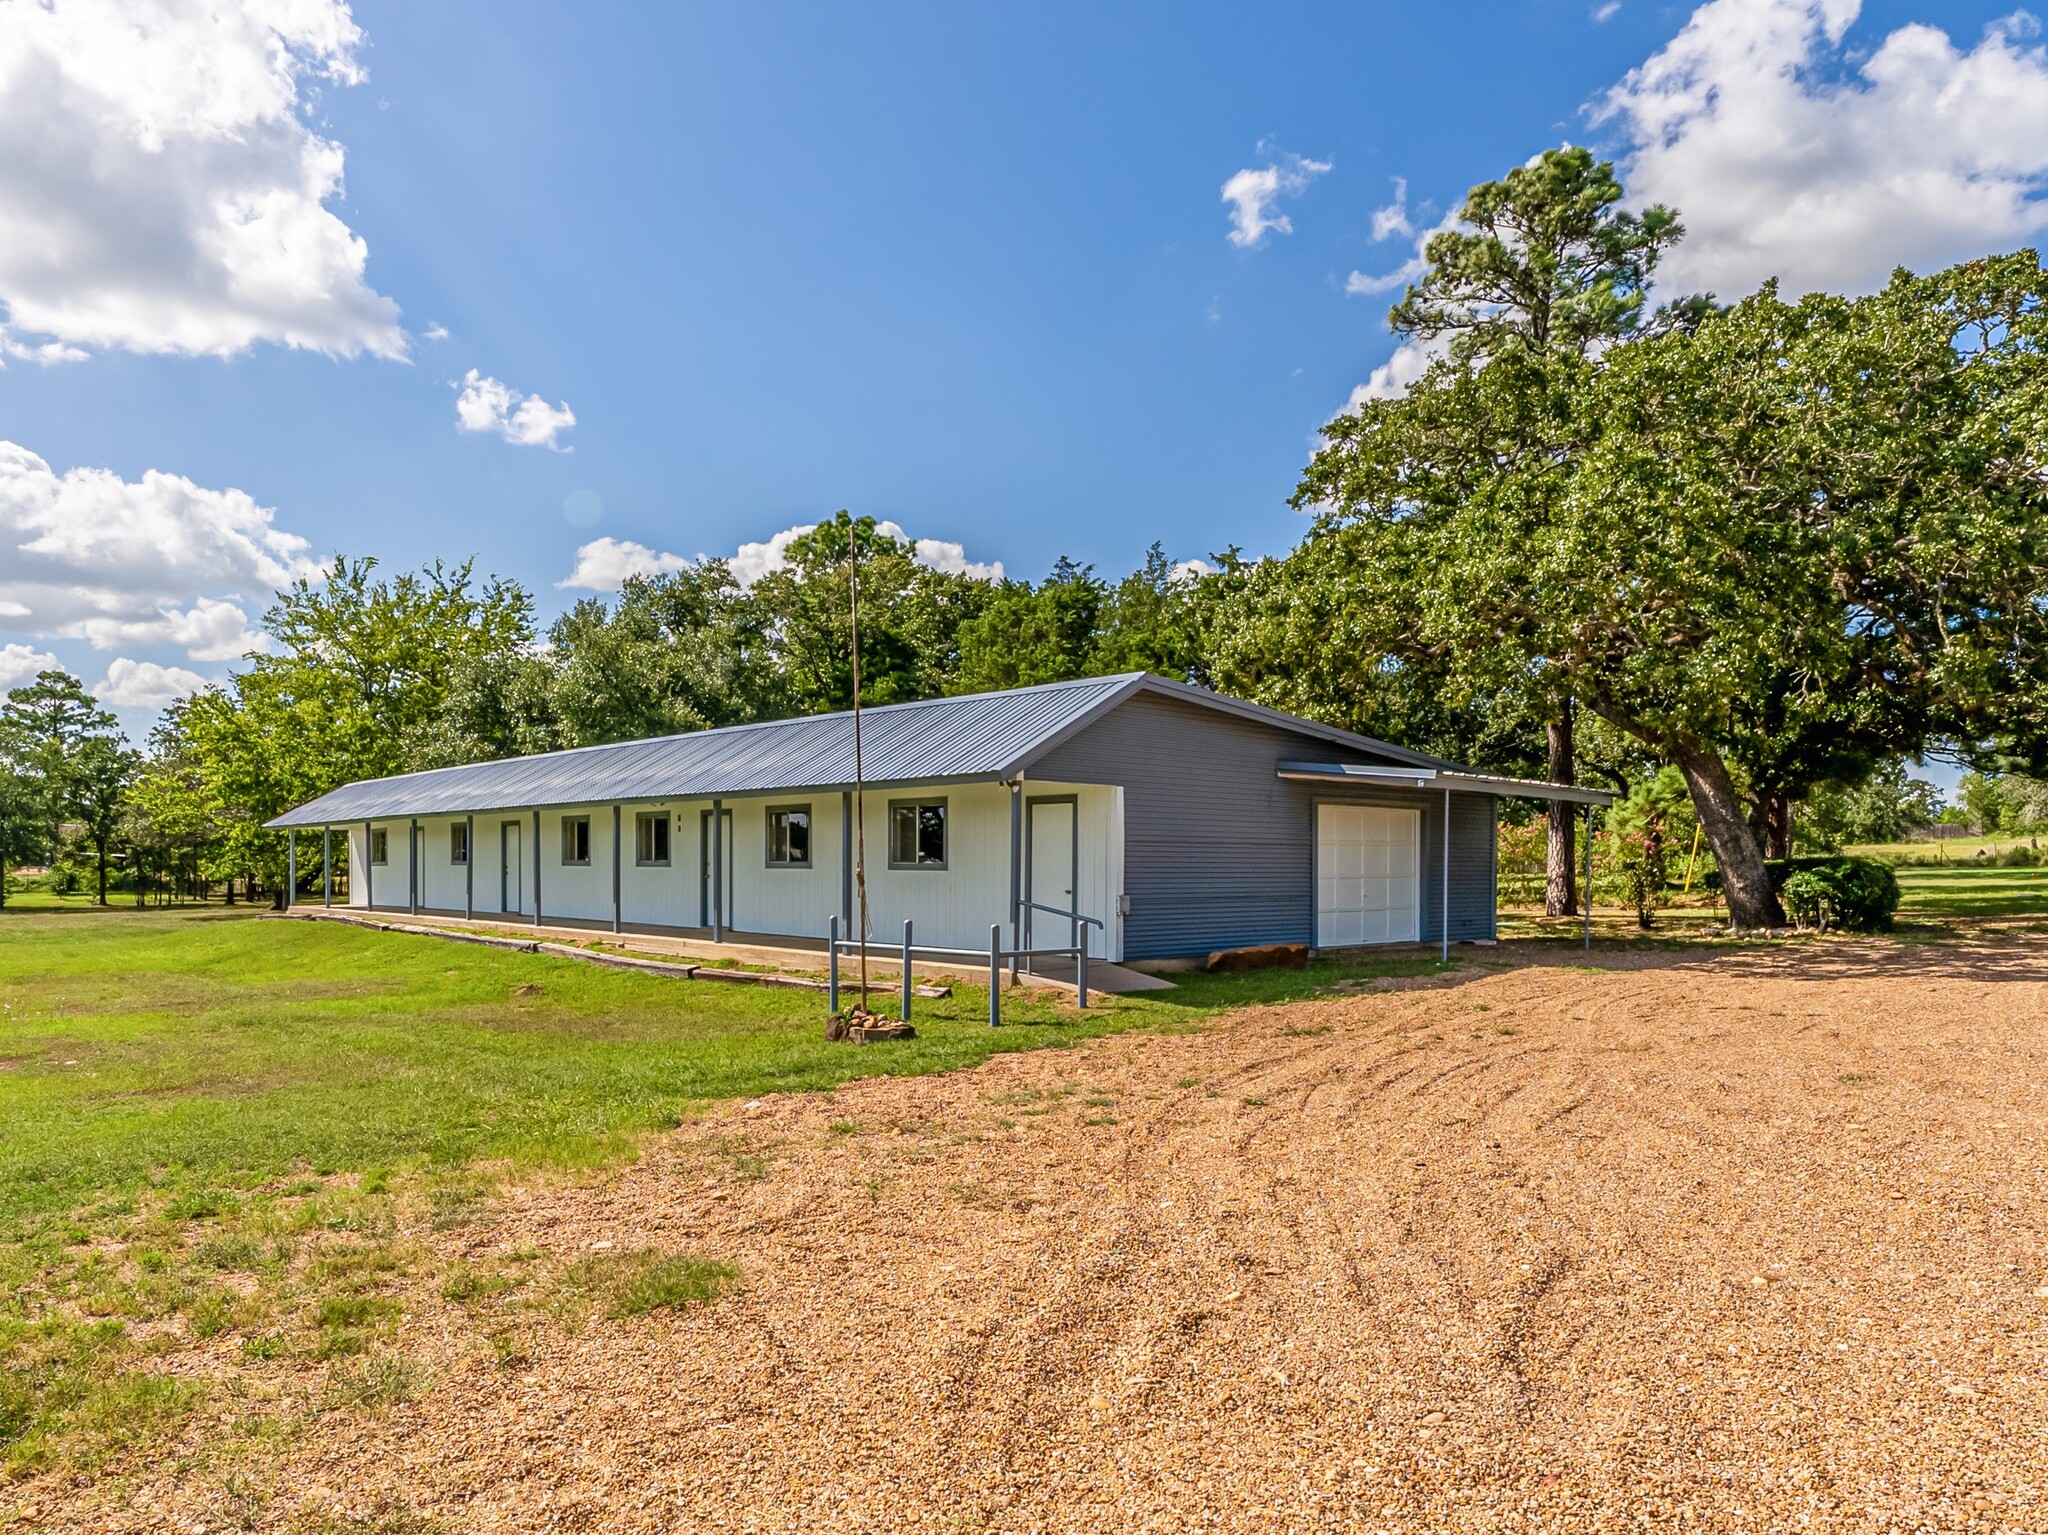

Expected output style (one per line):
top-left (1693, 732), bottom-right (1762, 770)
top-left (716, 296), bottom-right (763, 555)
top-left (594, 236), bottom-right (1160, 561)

top-left (3, 147), bottom-right (2045, 927)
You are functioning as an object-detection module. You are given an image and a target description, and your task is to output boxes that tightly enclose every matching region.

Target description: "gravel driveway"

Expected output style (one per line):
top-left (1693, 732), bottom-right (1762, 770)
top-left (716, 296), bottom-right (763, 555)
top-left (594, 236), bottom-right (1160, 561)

top-left (63, 938), bottom-right (2048, 1533)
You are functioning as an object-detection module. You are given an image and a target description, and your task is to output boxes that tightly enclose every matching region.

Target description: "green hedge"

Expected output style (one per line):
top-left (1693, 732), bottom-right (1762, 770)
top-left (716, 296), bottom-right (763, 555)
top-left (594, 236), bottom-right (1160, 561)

top-left (1768, 856), bottom-right (1899, 932)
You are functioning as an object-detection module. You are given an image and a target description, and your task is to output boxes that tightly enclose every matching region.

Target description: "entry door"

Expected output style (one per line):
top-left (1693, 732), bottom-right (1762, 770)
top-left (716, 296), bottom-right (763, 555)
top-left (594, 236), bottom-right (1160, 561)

top-left (1316, 805), bottom-right (1420, 947)
top-left (1027, 796), bottom-right (1079, 952)
top-left (699, 809), bottom-right (735, 928)
top-left (501, 821), bottom-right (524, 914)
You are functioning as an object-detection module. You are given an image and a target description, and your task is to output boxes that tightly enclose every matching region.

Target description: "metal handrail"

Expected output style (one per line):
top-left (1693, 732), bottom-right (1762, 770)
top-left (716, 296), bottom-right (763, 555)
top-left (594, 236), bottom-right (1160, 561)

top-left (1019, 898), bottom-right (1104, 932)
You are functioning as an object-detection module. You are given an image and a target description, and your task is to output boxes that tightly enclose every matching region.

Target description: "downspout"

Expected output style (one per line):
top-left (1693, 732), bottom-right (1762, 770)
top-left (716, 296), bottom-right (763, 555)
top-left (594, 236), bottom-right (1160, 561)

top-left (532, 809), bottom-right (542, 928)
top-left (464, 814), bottom-right (474, 921)
top-left (611, 804), bottom-right (622, 934)
top-left (363, 820), bottom-right (372, 911)
top-left (409, 818), bottom-right (419, 915)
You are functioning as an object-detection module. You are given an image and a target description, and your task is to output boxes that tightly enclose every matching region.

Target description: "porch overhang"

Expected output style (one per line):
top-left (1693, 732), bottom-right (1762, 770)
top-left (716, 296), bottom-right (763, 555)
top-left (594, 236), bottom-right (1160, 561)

top-left (1275, 761), bottom-right (1616, 807)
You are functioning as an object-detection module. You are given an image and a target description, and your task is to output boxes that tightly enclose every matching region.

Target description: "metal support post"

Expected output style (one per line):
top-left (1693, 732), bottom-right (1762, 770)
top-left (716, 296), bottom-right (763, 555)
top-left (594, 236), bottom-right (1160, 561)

top-left (1008, 780), bottom-right (1022, 982)
top-left (611, 805), bottom-right (622, 934)
top-left (827, 915), bottom-right (840, 1013)
top-left (410, 818), bottom-right (419, 915)
top-left (712, 798), bottom-right (724, 942)
top-left (840, 790), bottom-right (853, 933)
top-left (322, 827), bottom-right (332, 906)
top-left (1441, 788), bottom-right (1451, 965)
top-left (532, 810), bottom-right (542, 928)
top-left (363, 820), bottom-right (372, 910)
top-left (286, 830), bottom-right (296, 911)
top-left (1583, 806), bottom-right (1595, 950)
top-left (988, 925), bottom-right (1002, 1028)
top-left (464, 814), bottom-right (474, 920)
top-left (900, 920), bottom-right (913, 1022)
top-left (1076, 939), bottom-right (1088, 1009)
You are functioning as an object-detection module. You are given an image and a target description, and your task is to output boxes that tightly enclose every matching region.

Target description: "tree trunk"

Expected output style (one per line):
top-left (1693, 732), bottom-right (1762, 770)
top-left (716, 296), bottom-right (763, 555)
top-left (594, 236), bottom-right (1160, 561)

top-left (1544, 710), bottom-right (1578, 917)
top-left (1748, 788), bottom-right (1792, 861)
top-left (94, 841), bottom-right (108, 906)
top-left (1669, 740), bottom-right (1783, 929)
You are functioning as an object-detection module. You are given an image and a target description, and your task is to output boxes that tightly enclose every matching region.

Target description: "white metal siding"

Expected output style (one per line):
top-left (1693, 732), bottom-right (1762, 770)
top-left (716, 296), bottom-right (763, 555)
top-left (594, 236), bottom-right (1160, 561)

top-left (343, 779), bottom-right (1122, 960)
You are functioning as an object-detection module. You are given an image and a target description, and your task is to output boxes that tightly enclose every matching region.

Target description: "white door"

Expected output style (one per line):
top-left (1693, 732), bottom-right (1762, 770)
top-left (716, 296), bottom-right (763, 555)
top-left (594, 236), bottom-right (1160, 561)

top-left (1316, 805), bottom-right (1420, 947)
top-left (502, 821), bottom-right (524, 914)
top-left (1027, 797), bottom-right (1082, 953)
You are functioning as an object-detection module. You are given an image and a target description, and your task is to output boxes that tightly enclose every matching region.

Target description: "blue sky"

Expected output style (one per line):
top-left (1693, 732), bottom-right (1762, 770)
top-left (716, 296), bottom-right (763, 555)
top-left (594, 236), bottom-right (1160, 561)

top-left (1, 0), bottom-right (2043, 801)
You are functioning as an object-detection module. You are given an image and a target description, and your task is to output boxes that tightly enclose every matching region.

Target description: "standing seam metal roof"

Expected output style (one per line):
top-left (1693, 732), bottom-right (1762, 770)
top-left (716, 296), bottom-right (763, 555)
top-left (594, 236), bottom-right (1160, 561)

top-left (264, 672), bottom-right (1450, 828)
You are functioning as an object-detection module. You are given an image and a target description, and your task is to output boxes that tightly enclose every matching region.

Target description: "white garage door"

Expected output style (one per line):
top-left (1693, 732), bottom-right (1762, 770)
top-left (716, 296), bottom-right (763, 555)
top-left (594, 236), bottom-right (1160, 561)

top-left (1316, 805), bottom-right (1420, 947)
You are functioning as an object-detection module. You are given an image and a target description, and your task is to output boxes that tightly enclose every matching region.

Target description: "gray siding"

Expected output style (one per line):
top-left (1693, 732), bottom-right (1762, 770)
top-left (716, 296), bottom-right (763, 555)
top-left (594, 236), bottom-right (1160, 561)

top-left (1031, 692), bottom-right (1497, 959)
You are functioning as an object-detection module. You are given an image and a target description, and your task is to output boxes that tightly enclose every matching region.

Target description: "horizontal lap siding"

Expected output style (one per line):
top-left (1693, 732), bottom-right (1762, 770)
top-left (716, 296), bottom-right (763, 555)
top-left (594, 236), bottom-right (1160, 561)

top-left (1030, 693), bottom-right (1498, 958)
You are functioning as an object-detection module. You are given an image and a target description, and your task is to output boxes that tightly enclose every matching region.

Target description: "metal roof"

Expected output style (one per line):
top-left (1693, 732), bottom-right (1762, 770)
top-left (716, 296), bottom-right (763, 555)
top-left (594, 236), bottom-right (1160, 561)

top-left (266, 673), bottom-right (1458, 828)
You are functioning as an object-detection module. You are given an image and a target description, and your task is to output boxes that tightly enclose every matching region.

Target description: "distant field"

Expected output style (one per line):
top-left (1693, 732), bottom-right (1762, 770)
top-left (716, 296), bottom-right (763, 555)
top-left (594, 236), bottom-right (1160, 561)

top-left (1847, 835), bottom-right (2044, 865)
top-left (1888, 863), bottom-right (2048, 917)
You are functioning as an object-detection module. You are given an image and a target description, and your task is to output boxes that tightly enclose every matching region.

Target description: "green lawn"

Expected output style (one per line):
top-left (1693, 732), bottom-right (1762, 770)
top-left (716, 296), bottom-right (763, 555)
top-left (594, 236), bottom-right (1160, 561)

top-left (0, 904), bottom-right (1441, 1479)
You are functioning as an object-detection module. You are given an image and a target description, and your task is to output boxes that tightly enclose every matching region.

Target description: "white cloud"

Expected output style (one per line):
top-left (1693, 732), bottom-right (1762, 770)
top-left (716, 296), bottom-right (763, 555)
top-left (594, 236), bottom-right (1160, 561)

top-left (0, 440), bottom-right (317, 651)
top-left (454, 369), bottom-right (577, 450)
top-left (1598, 0), bottom-right (2048, 299)
top-left (557, 537), bottom-right (691, 591)
top-left (94, 657), bottom-right (210, 709)
top-left (1595, 1), bottom-right (1623, 21)
top-left (907, 534), bottom-right (1004, 583)
top-left (0, 0), bottom-right (404, 360)
top-left (1336, 337), bottom-right (1446, 419)
top-left (1221, 150), bottom-right (1332, 248)
top-left (423, 322), bottom-right (449, 341)
top-left (1345, 258), bottom-right (1427, 297)
top-left (560, 523), bottom-right (1005, 594)
top-left (1171, 558), bottom-right (1217, 581)
top-left (729, 523), bottom-right (817, 588)
top-left (1370, 178), bottom-right (1415, 242)
top-left (75, 596), bottom-right (267, 661)
top-left (0, 642), bottom-right (59, 689)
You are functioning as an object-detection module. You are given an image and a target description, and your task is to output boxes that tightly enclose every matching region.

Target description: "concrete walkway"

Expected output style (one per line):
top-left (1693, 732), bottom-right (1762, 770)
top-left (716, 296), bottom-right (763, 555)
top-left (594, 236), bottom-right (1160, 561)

top-left (300, 905), bottom-right (1079, 991)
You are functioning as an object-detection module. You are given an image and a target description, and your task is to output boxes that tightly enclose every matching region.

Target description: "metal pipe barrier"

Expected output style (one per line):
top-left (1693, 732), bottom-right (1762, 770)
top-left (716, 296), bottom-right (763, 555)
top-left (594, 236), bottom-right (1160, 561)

top-left (825, 913), bottom-right (1094, 1023)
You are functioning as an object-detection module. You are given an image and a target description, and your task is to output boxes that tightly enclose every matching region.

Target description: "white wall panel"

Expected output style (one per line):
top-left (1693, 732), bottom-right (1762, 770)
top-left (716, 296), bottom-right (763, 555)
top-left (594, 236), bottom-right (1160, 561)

top-left (329, 778), bottom-right (1126, 958)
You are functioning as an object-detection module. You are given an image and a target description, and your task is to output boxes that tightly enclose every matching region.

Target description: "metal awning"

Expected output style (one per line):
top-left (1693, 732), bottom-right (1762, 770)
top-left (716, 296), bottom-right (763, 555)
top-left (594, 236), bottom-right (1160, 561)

top-left (1276, 761), bottom-right (1616, 806)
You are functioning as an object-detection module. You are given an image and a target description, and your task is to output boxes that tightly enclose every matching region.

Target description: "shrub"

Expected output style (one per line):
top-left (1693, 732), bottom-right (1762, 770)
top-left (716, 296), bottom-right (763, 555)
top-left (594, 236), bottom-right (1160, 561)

top-left (1766, 856), bottom-right (1900, 932)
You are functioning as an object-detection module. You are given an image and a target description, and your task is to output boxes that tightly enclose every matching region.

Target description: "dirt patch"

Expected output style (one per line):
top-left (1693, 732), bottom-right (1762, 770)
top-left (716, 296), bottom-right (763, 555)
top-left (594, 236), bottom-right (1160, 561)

top-left (25, 935), bottom-right (2048, 1533)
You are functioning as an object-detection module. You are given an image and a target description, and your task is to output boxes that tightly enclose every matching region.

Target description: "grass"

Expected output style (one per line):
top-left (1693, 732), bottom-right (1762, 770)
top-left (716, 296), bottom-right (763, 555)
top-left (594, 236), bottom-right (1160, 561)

top-left (0, 902), bottom-right (1451, 1481)
top-left (556, 1250), bottom-right (742, 1319)
top-left (1888, 863), bottom-right (2048, 917)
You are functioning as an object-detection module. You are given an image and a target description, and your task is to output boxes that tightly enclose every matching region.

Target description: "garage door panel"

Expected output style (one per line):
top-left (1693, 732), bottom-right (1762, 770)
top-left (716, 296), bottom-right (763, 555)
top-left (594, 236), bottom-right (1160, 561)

top-left (1316, 805), bottom-right (1420, 947)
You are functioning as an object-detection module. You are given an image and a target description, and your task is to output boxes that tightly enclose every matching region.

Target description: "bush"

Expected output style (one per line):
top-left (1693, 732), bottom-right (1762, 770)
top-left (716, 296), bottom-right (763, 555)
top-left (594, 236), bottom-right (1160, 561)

top-left (1766, 856), bottom-right (1900, 933)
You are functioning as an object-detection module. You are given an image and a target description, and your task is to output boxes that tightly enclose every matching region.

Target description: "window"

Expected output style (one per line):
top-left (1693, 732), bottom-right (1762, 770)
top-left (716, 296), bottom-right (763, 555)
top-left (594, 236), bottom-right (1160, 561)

top-left (369, 828), bottom-right (388, 864)
top-left (560, 815), bottom-right (591, 866)
top-left (450, 822), bottom-right (469, 866)
top-left (766, 805), bottom-right (811, 868)
top-left (636, 811), bottom-right (670, 867)
top-left (888, 799), bottom-right (946, 869)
